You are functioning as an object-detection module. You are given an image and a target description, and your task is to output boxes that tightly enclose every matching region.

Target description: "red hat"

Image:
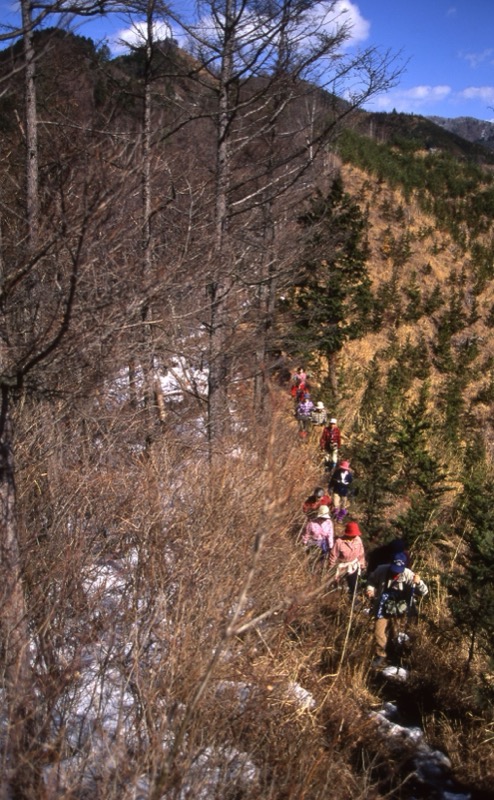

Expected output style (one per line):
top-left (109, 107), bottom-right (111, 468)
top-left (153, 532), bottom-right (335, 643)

top-left (339, 460), bottom-right (350, 469)
top-left (344, 521), bottom-right (361, 537)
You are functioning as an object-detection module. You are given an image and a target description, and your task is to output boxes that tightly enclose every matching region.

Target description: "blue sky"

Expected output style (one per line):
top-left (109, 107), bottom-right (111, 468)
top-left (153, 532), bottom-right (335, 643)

top-left (1, 1), bottom-right (493, 121)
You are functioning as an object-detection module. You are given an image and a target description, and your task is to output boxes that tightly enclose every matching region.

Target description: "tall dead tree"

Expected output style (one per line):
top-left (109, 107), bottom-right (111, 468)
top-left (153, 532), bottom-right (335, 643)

top-left (0, 9), bottom-right (132, 796)
top-left (181, 0), bottom-right (402, 455)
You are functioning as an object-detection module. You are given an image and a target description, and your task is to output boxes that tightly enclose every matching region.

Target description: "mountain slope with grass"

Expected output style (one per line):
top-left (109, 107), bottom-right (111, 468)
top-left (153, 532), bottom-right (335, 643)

top-left (0, 27), bottom-right (493, 798)
top-left (274, 112), bottom-right (494, 797)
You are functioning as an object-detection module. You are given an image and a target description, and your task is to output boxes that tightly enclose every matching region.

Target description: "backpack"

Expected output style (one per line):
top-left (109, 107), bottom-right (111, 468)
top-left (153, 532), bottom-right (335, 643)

top-left (377, 578), bottom-right (413, 618)
top-left (381, 593), bottom-right (409, 617)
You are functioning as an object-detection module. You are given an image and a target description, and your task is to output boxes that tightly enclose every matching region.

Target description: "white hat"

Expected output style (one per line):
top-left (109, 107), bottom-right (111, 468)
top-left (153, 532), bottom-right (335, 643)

top-left (317, 505), bottom-right (331, 519)
top-left (316, 401), bottom-right (324, 409)
top-left (330, 417), bottom-right (337, 424)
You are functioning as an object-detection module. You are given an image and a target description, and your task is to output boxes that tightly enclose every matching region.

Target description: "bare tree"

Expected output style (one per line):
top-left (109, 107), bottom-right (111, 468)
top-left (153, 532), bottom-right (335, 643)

top-left (170, 0), bottom-right (402, 454)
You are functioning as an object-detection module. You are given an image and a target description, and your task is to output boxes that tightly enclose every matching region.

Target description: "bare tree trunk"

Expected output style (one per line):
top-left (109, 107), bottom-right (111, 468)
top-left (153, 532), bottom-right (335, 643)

top-left (21, 0), bottom-right (39, 251)
top-left (253, 211), bottom-right (276, 413)
top-left (0, 389), bottom-right (40, 799)
top-left (141, 1), bottom-right (166, 440)
top-left (206, 0), bottom-right (235, 451)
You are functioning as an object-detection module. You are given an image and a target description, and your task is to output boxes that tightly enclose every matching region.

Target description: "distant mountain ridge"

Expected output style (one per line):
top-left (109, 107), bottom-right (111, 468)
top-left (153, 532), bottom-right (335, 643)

top-left (427, 114), bottom-right (494, 151)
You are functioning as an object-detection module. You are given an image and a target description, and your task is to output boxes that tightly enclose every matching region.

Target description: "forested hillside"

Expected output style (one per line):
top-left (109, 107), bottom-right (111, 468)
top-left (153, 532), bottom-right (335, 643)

top-left (0, 11), bottom-right (493, 800)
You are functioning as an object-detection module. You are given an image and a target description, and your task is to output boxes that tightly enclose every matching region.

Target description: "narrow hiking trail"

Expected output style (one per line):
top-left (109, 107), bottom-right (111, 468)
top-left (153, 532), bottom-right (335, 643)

top-left (284, 379), bottom-right (484, 800)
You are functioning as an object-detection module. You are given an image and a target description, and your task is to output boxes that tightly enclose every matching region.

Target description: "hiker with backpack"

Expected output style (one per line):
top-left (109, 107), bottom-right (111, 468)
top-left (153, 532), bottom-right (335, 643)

top-left (319, 417), bottom-right (341, 471)
top-left (365, 554), bottom-right (428, 668)
top-left (328, 460), bottom-right (353, 522)
top-left (311, 401), bottom-right (328, 427)
top-left (309, 400), bottom-right (327, 444)
top-left (302, 486), bottom-right (332, 518)
top-left (301, 505), bottom-right (334, 571)
top-left (295, 393), bottom-right (314, 439)
top-left (329, 520), bottom-right (366, 599)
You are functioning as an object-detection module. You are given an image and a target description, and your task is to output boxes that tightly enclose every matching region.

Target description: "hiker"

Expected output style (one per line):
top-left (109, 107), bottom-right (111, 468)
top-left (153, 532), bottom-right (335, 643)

top-left (365, 554), bottom-right (428, 667)
top-left (329, 520), bottom-right (366, 599)
top-left (311, 401), bottom-right (328, 427)
top-left (328, 460), bottom-right (353, 522)
top-left (290, 367), bottom-right (308, 398)
top-left (302, 486), bottom-right (332, 517)
top-left (295, 393), bottom-right (314, 439)
top-left (295, 382), bottom-right (309, 404)
top-left (319, 417), bottom-right (341, 471)
top-left (302, 505), bottom-right (334, 570)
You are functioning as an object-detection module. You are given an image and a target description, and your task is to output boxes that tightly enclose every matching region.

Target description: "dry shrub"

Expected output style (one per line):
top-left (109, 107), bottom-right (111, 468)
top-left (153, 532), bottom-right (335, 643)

top-left (14, 382), bottom-right (483, 798)
top-left (404, 624), bottom-right (494, 790)
top-left (424, 714), bottom-right (494, 794)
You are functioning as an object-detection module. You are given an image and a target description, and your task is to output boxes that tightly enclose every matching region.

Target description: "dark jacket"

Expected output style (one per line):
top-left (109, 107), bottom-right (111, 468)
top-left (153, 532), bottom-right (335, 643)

top-left (329, 467), bottom-right (353, 497)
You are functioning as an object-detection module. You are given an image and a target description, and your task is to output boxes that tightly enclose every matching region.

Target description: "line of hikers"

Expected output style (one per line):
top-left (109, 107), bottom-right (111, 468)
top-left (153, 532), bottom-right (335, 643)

top-left (291, 369), bottom-right (342, 472)
top-left (300, 488), bottom-right (428, 668)
top-left (291, 368), bottom-right (429, 670)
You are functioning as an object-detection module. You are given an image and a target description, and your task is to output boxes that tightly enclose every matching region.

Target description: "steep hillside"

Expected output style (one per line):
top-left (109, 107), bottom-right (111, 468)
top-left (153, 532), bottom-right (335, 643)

top-left (317, 123), bottom-right (494, 455)
top-left (1, 28), bottom-right (494, 800)
top-left (355, 110), bottom-right (494, 162)
top-left (429, 114), bottom-right (494, 152)
top-left (340, 159), bottom-right (494, 423)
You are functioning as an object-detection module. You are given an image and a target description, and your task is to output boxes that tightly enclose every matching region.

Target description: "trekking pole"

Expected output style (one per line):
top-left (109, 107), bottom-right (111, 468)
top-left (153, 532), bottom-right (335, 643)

top-left (324, 566), bottom-right (361, 683)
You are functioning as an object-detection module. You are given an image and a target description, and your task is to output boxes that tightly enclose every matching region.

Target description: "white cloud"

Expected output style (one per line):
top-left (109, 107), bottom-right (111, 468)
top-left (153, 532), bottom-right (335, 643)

top-left (461, 48), bottom-right (494, 69)
top-left (109, 1), bottom-right (369, 57)
top-left (110, 20), bottom-right (182, 55)
top-left (330, 1), bottom-right (370, 45)
top-left (367, 82), bottom-right (494, 119)
top-left (370, 84), bottom-right (452, 112)
top-left (460, 86), bottom-right (494, 105)
top-left (406, 85), bottom-right (452, 101)
top-left (279, 1), bottom-right (369, 49)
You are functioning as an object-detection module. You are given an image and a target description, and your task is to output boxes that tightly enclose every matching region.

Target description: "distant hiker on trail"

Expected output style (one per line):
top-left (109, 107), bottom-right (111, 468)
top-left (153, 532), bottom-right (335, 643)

top-left (320, 417), bottom-right (341, 471)
top-left (290, 367), bottom-right (308, 398)
top-left (302, 486), bottom-right (332, 518)
top-left (295, 382), bottom-right (310, 404)
top-left (328, 460), bottom-right (353, 522)
top-left (295, 393), bottom-right (314, 439)
top-left (308, 400), bottom-right (327, 444)
top-left (311, 401), bottom-right (328, 427)
top-left (329, 520), bottom-right (366, 599)
top-left (302, 505), bottom-right (334, 570)
top-left (366, 554), bottom-right (428, 668)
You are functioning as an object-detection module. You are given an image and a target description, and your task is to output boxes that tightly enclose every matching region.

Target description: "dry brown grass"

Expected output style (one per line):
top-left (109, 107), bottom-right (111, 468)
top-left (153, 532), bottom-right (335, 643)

top-left (4, 378), bottom-right (493, 798)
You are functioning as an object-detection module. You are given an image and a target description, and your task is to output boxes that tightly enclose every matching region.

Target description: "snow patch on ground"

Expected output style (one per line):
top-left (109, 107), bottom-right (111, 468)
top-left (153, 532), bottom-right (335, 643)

top-left (371, 702), bottom-right (472, 800)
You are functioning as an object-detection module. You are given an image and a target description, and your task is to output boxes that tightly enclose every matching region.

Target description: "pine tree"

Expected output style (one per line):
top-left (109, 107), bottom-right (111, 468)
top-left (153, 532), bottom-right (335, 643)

top-left (284, 177), bottom-right (371, 393)
top-left (352, 408), bottom-right (399, 540)
top-left (448, 456), bottom-right (494, 669)
top-left (391, 384), bottom-right (452, 549)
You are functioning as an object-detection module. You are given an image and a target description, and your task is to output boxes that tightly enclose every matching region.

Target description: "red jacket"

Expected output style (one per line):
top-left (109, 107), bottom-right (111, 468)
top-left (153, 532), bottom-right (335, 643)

top-left (302, 494), bottom-right (332, 516)
top-left (320, 425), bottom-right (341, 451)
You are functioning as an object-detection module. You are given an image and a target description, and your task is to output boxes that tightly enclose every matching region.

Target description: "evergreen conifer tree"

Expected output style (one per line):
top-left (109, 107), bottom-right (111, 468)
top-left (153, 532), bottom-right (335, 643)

top-left (391, 384), bottom-right (451, 548)
top-left (353, 408), bottom-right (399, 540)
top-left (448, 457), bottom-right (494, 669)
top-left (284, 177), bottom-right (371, 393)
